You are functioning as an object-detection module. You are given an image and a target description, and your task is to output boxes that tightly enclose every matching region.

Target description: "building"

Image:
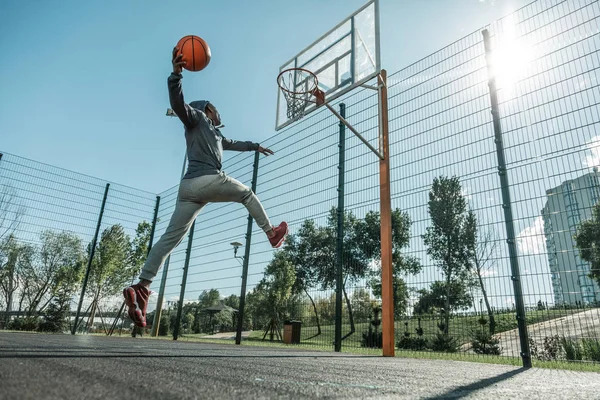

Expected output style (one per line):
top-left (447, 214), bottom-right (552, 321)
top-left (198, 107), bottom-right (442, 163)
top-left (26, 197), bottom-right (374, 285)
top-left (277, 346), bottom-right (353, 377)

top-left (541, 169), bottom-right (600, 306)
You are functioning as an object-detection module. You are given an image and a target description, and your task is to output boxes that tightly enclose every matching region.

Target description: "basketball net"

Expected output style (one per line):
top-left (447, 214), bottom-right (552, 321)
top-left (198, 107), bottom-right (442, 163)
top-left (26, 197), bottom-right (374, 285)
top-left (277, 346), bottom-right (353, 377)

top-left (277, 68), bottom-right (325, 122)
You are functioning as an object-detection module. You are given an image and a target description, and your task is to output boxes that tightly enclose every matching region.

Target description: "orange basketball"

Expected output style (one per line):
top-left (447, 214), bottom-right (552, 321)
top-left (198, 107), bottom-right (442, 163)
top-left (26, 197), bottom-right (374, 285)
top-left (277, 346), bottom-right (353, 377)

top-left (176, 35), bottom-right (211, 72)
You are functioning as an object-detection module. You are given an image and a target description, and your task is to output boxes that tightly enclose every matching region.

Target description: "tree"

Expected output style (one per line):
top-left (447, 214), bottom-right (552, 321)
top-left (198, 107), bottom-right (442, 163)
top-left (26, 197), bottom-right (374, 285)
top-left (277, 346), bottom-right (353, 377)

top-left (574, 203), bottom-right (600, 289)
top-left (86, 224), bottom-right (131, 329)
top-left (0, 235), bottom-right (33, 325)
top-left (281, 220), bottom-right (325, 335)
top-left (194, 289), bottom-right (221, 333)
top-left (129, 221), bottom-right (152, 277)
top-left (363, 209), bottom-right (422, 317)
top-left (21, 230), bottom-right (83, 317)
top-left (413, 280), bottom-right (473, 316)
top-left (422, 176), bottom-right (476, 335)
top-left (351, 288), bottom-right (377, 322)
top-left (250, 252), bottom-right (296, 340)
top-left (467, 217), bottom-right (498, 334)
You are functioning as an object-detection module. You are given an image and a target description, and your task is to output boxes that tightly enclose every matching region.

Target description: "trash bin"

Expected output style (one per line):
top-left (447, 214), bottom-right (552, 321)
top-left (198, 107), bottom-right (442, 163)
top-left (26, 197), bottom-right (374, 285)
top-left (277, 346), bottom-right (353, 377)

top-left (283, 321), bottom-right (293, 344)
top-left (283, 320), bottom-right (302, 344)
top-left (291, 320), bottom-right (302, 344)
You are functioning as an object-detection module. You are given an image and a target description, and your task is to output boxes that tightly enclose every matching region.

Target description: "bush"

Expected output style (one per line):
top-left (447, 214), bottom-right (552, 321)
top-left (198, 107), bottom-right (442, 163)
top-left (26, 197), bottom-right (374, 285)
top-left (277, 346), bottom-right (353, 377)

top-left (397, 336), bottom-right (429, 351)
top-left (159, 315), bottom-right (170, 336)
top-left (530, 335), bottom-right (562, 361)
top-left (38, 299), bottom-right (70, 333)
top-left (8, 317), bottom-right (40, 331)
top-left (560, 337), bottom-right (583, 361)
top-left (430, 333), bottom-right (459, 353)
top-left (471, 330), bottom-right (502, 355)
top-left (582, 339), bottom-right (600, 362)
top-left (361, 331), bottom-right (382, 349)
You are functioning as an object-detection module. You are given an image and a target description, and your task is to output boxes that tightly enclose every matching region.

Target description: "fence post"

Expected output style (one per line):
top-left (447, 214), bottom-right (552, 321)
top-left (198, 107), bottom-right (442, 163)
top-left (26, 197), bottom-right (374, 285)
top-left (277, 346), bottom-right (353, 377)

top-left (72, 183), bottom-right (110, 335)
top-left (334, 103), bottom-right (346, 352)
top-left (151, 256), bottom-right (170, 336)
top-left (173, 220), bottom-right (196, 340)
top-left (236, 151), bottom-right (260, 345)
top-left (378, 70), bottom-right (395, 357)
top-left (482, 29), bottom-right (531, 368)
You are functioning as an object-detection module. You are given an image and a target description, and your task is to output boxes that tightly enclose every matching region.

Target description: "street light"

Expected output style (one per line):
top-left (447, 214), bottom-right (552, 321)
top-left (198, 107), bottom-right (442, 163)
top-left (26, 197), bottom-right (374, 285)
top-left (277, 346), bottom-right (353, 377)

top-left (166, 108), bottom-right (177, 117)
top-left (230, 242), bottom-right (244, 260)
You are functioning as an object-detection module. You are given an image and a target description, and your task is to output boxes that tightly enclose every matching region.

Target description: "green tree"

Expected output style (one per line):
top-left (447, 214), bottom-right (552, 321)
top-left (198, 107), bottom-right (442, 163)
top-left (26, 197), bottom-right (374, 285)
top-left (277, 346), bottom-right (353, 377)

top-left (413, 280), bottom-right (473, 316)
top-left (364, 209), bottom-right (422, 318)
top-left (250, 252), bottom-right (296, 339)
top-left (574, 202), bottom-right (600, 289)
top-left (351, 288), bottom-right (377, 322)
top-left (86, 224), bottom-right (131, 329)
top-left (22, 231), bottom-right (83, 317)
top-left (0, 235), bottom-right (27, 325)
top-left (281, 220), bottom-right (325, 335)
top-left (422, 176), bottom-right (476, 335)
top-left (128, 221), bottom-right (152, 276)
top-left (193, 289), bottom-right (221, 333)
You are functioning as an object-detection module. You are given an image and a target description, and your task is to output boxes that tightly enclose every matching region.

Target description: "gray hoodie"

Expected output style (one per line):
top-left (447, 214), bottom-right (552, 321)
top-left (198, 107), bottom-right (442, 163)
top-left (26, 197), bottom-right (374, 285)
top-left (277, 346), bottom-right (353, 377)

top-left (167, 72), bottom-right (259, 179)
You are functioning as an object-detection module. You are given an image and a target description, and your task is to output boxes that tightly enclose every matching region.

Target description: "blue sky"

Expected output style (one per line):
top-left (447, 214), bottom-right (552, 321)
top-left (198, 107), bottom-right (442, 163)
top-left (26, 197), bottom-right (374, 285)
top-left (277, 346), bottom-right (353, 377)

top-left (0, 0), bottom-right (532, 194)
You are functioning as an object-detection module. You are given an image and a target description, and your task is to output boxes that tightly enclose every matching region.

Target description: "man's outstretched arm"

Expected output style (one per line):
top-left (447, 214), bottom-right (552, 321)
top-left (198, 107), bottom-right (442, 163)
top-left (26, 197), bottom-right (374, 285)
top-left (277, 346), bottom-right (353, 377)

top-left (222, 137), bottom-right (274, 156)
top-left (168, 47), bottom-right (200, 129)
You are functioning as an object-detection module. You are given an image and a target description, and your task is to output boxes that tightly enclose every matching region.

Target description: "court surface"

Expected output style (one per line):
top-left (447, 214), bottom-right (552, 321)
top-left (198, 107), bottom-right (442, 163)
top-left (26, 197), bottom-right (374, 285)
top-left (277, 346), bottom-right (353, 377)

top-left (1, 332), bottom-right (599, 399)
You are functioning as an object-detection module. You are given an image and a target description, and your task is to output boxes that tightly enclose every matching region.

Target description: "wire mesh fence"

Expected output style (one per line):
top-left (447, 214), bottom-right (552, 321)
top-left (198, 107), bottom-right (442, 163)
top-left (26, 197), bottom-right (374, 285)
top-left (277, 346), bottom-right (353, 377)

top-left (147, 0), bottom-right (600, 365)
top-left (1, 0), bottom-right (599, 368)
top-left (0, 151), bottom-right (159, 335)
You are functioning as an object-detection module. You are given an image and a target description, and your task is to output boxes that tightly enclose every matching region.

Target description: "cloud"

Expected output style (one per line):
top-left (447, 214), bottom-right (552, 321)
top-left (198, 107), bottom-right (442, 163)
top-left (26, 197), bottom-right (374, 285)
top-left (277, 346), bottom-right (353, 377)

top-left (516, 216), bottom-right (546, 255)
top-left (582, 135), bottom-right (600, 169)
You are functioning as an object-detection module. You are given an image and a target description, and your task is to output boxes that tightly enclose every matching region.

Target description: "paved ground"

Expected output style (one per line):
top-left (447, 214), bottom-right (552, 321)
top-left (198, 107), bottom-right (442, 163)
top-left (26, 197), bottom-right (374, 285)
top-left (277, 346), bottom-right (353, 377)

top-left (1, 332), bottom-right (599, 399)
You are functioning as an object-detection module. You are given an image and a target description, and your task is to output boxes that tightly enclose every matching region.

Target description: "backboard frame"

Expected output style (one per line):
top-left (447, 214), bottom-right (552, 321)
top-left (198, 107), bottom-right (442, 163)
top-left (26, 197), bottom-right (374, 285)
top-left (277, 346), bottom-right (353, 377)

top-left (275, 0), bottom-right (381, 131)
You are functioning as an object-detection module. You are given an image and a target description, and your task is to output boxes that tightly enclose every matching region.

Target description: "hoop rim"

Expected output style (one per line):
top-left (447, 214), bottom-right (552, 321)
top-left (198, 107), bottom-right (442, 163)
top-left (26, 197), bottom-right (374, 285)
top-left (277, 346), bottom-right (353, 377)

top-left (276, 68), bottom-right (319, 95)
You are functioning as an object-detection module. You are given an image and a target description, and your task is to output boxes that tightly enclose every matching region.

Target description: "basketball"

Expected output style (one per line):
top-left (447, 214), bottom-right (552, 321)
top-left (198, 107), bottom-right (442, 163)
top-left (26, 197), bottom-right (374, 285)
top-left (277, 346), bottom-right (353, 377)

top-left (176, 35), bottom-right (211, 72)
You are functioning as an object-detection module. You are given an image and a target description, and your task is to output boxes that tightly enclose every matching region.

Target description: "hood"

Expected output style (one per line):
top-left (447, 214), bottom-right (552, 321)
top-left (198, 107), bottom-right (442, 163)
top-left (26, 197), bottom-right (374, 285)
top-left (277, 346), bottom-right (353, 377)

top-left (189, 100), bottom-right (211, 111)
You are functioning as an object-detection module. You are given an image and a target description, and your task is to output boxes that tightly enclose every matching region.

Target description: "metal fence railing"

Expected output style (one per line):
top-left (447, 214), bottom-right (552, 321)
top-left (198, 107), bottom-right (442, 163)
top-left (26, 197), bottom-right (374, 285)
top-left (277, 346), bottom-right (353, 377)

top-left (0, 151), bottom-right (159, 335)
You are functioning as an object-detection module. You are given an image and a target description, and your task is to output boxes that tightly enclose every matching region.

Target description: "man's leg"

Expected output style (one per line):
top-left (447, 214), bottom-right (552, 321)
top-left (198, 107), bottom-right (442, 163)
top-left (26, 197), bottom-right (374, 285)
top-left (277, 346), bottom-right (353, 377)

top-left (124, 191), bottom-right (205, 327)
top-left (199, 172), bottom-right (287, 247)
top-left (139, 198), bottom-right (206, 282)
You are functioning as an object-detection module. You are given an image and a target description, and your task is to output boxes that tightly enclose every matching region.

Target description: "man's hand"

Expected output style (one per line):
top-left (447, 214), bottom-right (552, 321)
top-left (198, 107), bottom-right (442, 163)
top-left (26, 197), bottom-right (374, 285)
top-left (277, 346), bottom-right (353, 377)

top-left (172, 47), bottom-right (186, 74)
top-left (258, 146), bottom-right (274, 156)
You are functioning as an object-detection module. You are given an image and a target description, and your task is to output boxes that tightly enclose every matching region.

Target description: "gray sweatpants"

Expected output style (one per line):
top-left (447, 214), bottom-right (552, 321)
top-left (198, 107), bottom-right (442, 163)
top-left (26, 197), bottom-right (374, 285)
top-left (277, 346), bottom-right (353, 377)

top-left (139, 171), bottom-right (272, 282)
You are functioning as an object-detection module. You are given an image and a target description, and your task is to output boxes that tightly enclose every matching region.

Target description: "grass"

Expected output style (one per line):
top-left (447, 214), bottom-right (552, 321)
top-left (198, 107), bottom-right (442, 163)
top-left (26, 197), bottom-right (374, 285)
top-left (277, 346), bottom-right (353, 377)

top-left (141, 330), bottom-right (600, 373)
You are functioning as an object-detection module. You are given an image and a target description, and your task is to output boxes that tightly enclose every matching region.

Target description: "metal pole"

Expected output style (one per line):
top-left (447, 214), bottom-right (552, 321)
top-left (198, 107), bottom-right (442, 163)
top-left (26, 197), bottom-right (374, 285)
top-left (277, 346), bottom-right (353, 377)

top-left (151, 256), bottom-right (170, 336)
top-left (147, 196), bottom-right (161, 254)
top-left (236, 151), bottom-right (260, 345)
top-left (482, 29), bottom-right (531, 368)
top-left (72, 183), bottom-right (110, 335)
top-left (378, 70), bottom-right (395, 357)
top-left (334, 103), bottom-right (346, 352)
top-left (173, 220), bottom-right (195, 340)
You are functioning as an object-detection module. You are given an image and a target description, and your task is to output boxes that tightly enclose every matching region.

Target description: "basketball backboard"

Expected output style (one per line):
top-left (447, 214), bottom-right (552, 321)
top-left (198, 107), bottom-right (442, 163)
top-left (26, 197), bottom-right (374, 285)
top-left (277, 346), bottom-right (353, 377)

top-left (275, 0), bottom-right (380, 131)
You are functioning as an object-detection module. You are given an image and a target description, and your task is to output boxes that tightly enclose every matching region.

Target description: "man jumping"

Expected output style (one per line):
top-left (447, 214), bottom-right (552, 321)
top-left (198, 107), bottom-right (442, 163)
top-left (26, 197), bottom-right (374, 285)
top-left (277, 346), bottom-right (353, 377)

top-left (123, 47), bottom-right (288, 328)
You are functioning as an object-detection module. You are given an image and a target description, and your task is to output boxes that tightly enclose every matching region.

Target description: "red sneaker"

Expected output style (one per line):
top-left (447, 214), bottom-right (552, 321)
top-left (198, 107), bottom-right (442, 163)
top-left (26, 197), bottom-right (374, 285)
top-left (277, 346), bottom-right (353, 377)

top-left (123, 284), bottom-right (149, 328)
top-left (269, 222), bottom-right (288, 248)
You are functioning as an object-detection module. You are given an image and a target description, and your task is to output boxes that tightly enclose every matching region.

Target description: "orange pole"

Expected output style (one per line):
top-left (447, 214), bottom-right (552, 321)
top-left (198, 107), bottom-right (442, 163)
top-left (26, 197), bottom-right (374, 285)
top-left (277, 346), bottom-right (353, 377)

top-left (378, 70), bottom-right (394, 357)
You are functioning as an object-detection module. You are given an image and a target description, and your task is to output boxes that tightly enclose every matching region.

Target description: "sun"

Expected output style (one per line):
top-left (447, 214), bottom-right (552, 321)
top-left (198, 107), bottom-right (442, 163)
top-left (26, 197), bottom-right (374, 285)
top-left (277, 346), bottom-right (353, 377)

top-left (488, 17), bottom-right (534, 97)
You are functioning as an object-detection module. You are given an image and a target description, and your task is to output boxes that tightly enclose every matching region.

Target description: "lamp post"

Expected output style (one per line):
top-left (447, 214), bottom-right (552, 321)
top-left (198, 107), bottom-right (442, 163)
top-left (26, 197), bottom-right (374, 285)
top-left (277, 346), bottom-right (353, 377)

top-left (230, 242), bottom-right (244, 262)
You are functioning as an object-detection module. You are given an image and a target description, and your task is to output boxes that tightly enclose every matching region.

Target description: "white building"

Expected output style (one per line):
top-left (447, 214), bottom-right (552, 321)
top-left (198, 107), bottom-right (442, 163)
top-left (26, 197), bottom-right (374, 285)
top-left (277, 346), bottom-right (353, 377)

top-left (542, 170), bottom-right (600, 306)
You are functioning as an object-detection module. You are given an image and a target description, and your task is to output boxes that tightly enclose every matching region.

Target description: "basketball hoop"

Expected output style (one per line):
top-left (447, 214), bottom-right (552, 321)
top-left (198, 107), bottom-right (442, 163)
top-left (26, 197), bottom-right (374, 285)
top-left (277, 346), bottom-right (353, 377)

top-left (277, 68), bottom-right (325, 122)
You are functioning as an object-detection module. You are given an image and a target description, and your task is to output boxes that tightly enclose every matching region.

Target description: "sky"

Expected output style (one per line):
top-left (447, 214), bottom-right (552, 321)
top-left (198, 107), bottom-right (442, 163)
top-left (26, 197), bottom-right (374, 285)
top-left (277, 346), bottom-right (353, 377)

top-left (0, 0), bottom-right (533, 194)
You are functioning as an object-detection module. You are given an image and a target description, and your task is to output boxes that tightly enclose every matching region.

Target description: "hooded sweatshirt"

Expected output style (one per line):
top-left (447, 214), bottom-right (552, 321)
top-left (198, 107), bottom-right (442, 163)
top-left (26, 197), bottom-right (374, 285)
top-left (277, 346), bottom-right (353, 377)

top-left (167, 72), bottom-right (260, 179)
